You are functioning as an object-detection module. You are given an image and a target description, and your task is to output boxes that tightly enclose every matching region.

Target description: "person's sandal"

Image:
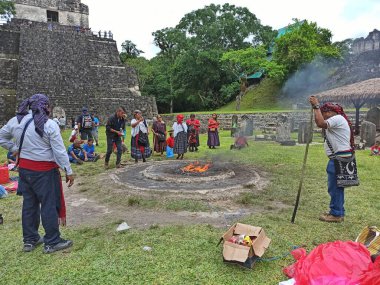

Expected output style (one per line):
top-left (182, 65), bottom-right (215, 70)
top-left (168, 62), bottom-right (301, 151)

top-left (23, 237), bottom-right (44, 252)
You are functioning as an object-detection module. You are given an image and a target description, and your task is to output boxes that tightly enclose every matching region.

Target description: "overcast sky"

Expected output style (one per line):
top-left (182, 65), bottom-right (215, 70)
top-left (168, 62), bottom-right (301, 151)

top-left (82, 0), bottom-right (380, 59)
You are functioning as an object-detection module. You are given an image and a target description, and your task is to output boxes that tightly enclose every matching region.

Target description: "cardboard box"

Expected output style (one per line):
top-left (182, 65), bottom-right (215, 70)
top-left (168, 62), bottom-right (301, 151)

top-left (220, 223), bottom-right (271, 268)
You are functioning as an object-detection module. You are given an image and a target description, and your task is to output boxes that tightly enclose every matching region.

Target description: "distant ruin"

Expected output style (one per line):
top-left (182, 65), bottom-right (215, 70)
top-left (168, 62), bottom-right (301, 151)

top-left (352, 29), bottom-right (380, 55)
top-left (0, 0), bottom-right (157, 124)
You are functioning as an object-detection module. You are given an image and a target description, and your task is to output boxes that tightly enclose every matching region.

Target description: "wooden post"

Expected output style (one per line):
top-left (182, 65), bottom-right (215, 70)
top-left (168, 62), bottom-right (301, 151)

top-left (351, 99), bottom-right (364, 135)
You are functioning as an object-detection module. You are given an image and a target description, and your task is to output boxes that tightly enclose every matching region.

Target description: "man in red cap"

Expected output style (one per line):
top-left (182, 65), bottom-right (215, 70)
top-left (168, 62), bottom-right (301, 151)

top-left (309, 96), bottom-right (354, 223)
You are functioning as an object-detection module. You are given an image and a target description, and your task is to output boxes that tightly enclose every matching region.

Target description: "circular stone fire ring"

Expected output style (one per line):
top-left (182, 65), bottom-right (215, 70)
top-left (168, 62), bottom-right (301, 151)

top-left (110, 160), bottom-right (262, 193)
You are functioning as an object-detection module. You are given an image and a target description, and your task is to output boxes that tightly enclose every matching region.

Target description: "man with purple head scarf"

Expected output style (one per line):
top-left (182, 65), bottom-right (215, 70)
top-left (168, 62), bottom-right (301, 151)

top-left (0, 94), bottom-right (75, 253)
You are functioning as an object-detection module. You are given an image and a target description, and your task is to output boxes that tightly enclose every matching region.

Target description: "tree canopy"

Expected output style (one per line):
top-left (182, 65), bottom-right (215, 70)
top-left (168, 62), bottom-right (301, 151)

top-left (0, 0), bottom-right (15, 21)
top-left (273, 20), bottom-right (341, 75)
top-left (119, 40), bottom-right (144, 62)
top-left (121, 8), bottom-right (344, 113)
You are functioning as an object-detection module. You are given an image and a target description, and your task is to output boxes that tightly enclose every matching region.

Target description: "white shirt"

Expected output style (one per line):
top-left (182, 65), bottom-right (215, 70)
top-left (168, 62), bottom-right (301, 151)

top-left (172, 122), bottom-right (187, 137)
top-left (131, 119), bottom-right (148, 137)
top-left (58, 117), bottom-right (66, 126)
top-left (324, 115), bottom-right (351, 156)
top-left (69, 129), bottom-right (78, 141)
top-left (0, 113), bottom-right (73, 175)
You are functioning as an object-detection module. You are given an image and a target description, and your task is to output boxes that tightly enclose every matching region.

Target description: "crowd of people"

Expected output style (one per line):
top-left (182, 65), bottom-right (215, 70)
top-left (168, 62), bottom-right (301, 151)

top-left (66, 108), bottom-right (226, 166)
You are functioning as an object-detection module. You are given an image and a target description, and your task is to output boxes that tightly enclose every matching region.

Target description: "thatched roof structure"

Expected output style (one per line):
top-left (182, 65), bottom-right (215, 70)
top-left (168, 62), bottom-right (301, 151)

top-left (314, 78), bottom-right (380, 104)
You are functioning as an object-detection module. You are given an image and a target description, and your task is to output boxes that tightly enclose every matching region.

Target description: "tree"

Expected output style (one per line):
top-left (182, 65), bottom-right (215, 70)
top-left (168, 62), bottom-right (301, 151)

top-left (152, 28), bottom-right (187, 113)
top-left (119, 40), bottom-right (144, 62)
top-left (273, 20), bottom-right (341, 76)
top-left (152, 27), bottom-right (187, 56)
top-left (0, 0), bottom-right (15, 21)
top-left (144, 55), bottom-right (173, 113)
top-left (172, 49), bottom-right (235, 110)
top-left (177, 3), bottom-right (262, 51)
top-left (123, 57), bottom-right (153, 94)
top-left (333, 38), bottom-right (354, 57)
top-left (221, 46), bottom-right (285, 81)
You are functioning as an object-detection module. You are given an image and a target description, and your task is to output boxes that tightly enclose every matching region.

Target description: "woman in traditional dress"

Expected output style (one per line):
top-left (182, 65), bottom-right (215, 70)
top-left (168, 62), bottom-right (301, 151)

top-left (152, 115), bottom-right (167, 156)
top-left (131, 110), bottom-right (151, 163)
top-left (172, 114), bottom-right (188, 159)
top-left (207, 113), bottom-right (220, 149)
top-left (186, 114), bottom-right (201, 151)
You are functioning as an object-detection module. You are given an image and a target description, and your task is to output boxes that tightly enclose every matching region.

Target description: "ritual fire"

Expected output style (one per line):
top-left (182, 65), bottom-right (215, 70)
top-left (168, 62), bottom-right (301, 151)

top-left (111, 160), bottom-right (263, 193)
top-left (181, 161), bottom-right (212, 174)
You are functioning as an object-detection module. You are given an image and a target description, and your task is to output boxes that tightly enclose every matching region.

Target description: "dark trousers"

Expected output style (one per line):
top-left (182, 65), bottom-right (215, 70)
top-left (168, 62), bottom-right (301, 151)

top-left (19, 168), bottom-right (61, 245)
top-left (105, 136), bottom-right (122, 165)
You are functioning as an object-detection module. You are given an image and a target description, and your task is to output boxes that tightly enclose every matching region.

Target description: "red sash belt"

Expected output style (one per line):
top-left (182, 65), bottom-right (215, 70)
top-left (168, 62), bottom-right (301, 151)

top-left (19, 158), bottom-right (66, 225)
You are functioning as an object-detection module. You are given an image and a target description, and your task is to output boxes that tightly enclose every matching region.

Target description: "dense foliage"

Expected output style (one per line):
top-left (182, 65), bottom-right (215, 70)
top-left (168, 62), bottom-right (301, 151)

top-left (120, 7), bottom-right (342, 113)
top-left (0, 0), bottom-right (15, 21)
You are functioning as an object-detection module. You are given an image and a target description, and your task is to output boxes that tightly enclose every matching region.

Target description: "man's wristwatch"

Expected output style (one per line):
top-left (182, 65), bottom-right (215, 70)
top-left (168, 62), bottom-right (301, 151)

top-left (313, 104), bottom-right (320, 109)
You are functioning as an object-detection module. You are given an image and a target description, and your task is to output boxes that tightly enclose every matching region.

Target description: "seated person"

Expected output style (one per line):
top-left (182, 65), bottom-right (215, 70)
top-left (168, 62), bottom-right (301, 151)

top-left (166, 130), bottom-right (175, 158)
top-left (7, 151), bottom-right (16, 164)
top-left (68, 139), bottom-right (87, 164)
top-left (370, 141), bottom-right (380, 156)
top-left (83, 138), bottom-right (100, 162)
top-left (230, 133), bottom-right (249, 150)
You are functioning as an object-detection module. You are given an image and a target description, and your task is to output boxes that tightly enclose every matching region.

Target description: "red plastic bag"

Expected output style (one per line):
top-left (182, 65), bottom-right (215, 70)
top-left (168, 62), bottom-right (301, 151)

top-left (360, 256), bottom-right (380, 285)
top-left (284, 241), bottom-right (372, 285)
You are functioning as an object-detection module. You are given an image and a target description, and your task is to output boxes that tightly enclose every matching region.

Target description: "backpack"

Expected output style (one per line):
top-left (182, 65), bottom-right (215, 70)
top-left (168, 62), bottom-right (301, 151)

top-left (82, 114), bottom-right (93, 129)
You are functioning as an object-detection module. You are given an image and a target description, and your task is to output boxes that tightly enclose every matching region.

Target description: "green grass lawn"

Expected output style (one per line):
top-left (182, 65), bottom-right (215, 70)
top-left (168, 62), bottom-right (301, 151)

top-left (217, 78), bottom-right (284, 112)
top-left (0, 127), bottom-right (378, 284)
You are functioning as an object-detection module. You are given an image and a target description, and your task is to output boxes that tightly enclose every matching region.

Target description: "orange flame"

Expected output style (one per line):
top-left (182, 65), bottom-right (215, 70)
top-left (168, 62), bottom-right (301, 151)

top-left (181, 161), bottom-right (211, 173)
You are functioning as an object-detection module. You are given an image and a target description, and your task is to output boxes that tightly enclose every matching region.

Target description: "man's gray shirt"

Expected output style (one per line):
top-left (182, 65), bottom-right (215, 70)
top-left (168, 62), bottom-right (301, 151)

top-left (0, 113), bottom-right (73, 175)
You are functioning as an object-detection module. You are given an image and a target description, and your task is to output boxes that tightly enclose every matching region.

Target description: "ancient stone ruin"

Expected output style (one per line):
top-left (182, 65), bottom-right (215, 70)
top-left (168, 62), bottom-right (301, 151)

top-left (352, 29), bottom-right (380, 55)
top-left (0, 0), bottom-right (157, 125)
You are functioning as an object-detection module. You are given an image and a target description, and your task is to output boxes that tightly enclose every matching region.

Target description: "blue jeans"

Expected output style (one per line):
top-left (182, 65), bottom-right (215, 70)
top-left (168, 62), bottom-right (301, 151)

top-left (18, 168), bottom-right (62, 245)
top-left (327, 159), bottom-right (345, 217)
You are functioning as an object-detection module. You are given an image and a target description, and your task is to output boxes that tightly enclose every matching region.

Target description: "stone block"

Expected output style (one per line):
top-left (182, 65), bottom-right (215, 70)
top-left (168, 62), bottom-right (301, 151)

top-left (360, 120), bottom-right (376, 147)
top-left (366, 107), bottom-right (380, 130)
top-left (298, 121), bottom-right (313, 144)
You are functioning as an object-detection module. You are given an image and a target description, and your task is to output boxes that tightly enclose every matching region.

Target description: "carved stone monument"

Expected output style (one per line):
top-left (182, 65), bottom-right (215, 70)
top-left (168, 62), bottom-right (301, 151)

top-left (231, 115), bottom-right (239, 137)
top-left (361, 120), bottom-right (376, 147)
top-left (276, 114), bottom-right (293, 144)
top-left (366, 107), bottom-right (380, 130)
top-left (298, 121), bottom-right (313, 144)
top-left (240, 115), bottom-right (254, 137)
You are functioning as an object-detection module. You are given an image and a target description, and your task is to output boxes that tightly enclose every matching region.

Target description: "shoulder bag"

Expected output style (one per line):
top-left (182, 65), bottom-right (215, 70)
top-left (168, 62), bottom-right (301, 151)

top-left (137, 120), bottom-right (149, 146)
top-left (326, 137), bottom-right (359, 187)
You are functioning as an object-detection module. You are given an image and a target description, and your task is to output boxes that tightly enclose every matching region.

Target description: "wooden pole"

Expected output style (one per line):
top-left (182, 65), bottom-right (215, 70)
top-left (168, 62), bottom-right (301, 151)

top-left (291, 107), bottom-right (314, 224)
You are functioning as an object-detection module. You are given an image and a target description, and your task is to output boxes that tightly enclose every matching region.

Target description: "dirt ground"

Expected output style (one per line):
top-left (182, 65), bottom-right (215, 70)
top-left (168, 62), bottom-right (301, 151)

top-left (64, 166), bottom-right (287, 230)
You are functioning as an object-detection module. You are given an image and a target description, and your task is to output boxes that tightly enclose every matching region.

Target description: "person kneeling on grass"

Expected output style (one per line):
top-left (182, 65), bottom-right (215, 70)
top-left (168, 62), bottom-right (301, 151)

top-left (83, 138), bottom-right (100, 162)
top-left (166, 129), bottom-right (175, 158)
top-left (68, 139), bottom-right (87, 164)
top-left (230, 133), bottom-right (249, 150)
top-left (370, 141), bottom-right (380, 156)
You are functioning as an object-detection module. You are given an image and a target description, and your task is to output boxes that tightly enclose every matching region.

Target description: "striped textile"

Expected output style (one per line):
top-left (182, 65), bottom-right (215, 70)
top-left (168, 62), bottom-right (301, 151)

top-left (174, 131), bottom-right (187, 154)
top-left (130, 136), bottom-right (151, 159)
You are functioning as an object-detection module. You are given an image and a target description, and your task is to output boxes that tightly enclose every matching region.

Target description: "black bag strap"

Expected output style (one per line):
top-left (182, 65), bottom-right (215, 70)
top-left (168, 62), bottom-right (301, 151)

top-left (325, 136), bottom-right (335, 155)
top-left (16, 118), bottom-right (34, 166)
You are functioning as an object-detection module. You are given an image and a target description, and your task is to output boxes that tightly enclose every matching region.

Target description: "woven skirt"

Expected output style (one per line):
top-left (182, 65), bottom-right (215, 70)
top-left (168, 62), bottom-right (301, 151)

top-left (207, 130), bottom-right (220, 147)
top-left (174, 131), bottom-right (188, 154)
top-left (131, 135), bottom-right (152, 159)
